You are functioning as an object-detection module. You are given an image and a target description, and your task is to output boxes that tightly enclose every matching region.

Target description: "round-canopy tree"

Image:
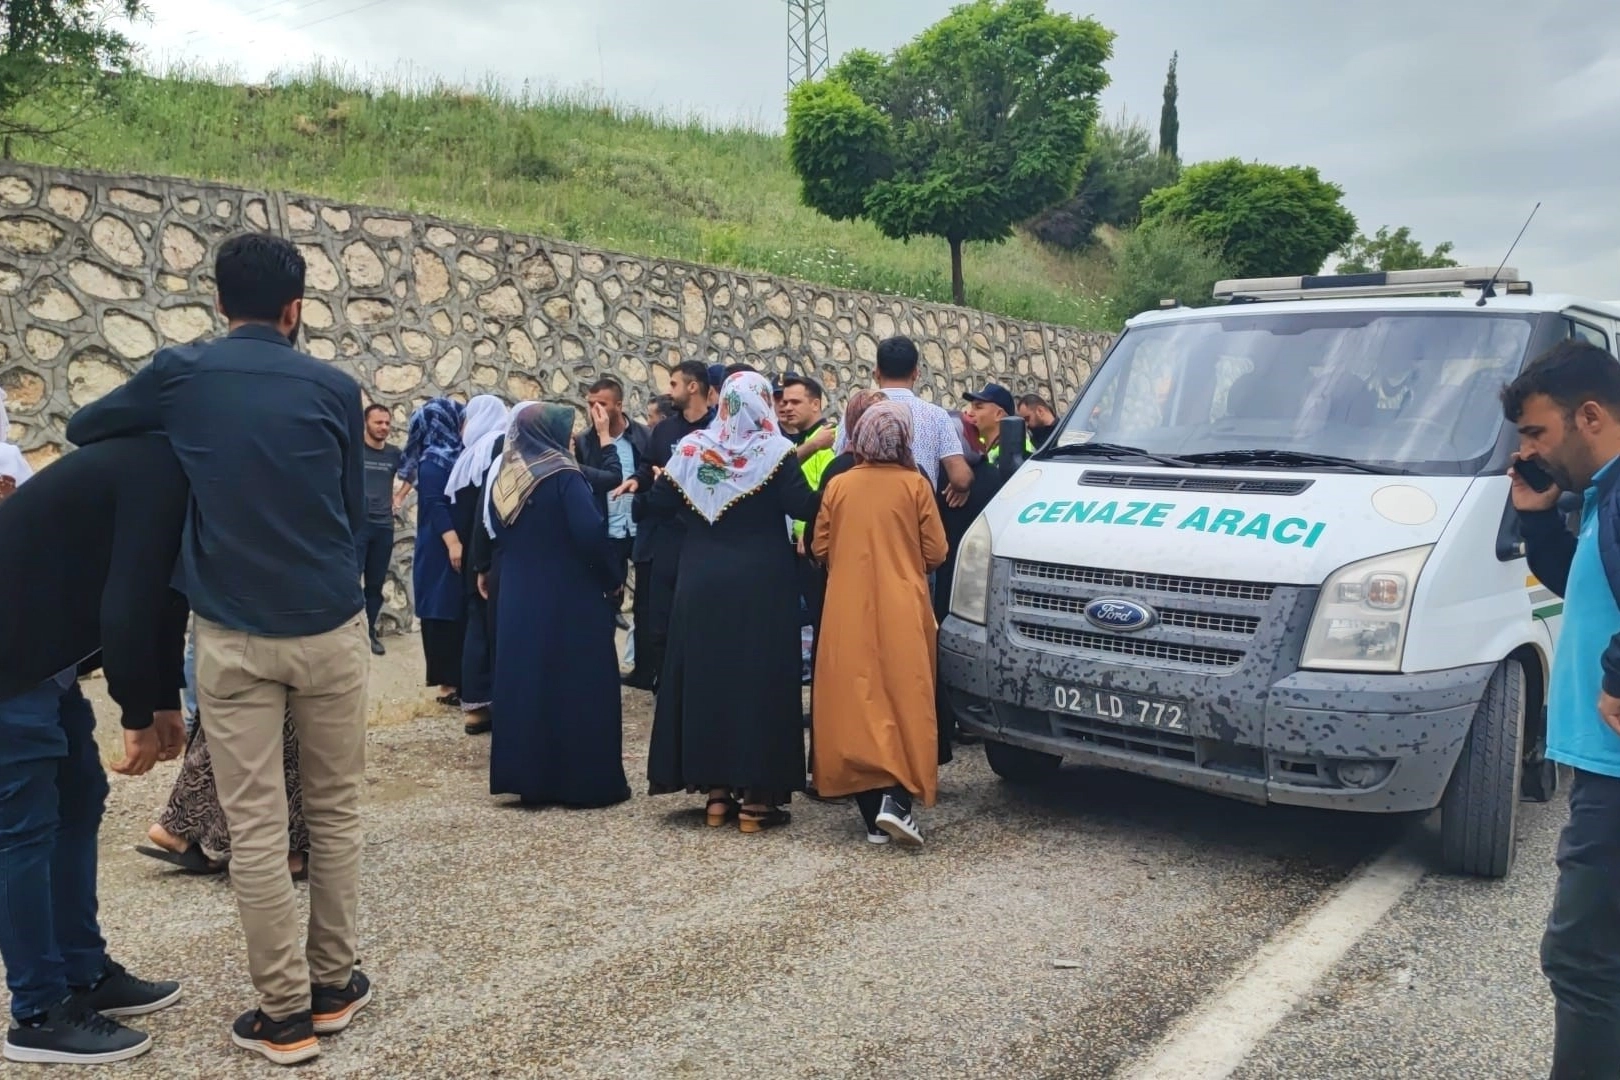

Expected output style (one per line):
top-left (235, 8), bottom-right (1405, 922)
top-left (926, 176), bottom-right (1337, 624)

top-left (1139, 158), bottom-right (1357, 280)
top-left (786, 0), bottom-right (1113, 307)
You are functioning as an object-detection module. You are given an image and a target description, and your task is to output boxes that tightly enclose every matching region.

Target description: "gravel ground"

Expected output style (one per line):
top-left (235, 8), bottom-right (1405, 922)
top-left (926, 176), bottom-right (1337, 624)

top-left (12, 633), bottom-right (1557, 1079)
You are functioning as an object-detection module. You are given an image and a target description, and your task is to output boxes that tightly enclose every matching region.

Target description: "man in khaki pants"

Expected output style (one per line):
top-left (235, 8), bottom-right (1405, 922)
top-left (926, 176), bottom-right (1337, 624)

top-left (67, 234), bottom-right (372, 1067)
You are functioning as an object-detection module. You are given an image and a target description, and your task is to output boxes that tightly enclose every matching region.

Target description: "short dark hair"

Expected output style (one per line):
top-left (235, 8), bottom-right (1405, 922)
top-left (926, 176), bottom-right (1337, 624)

top-left (782, 373), bottom-right (824, 403)
top-left (363, 403), bottom-right (390, 419)
top-left (587, 376), bottom-right (624, 400)
top-left (1018, 393), bottom-right (1054, 413)
top-left (1501, 339), bottom-right (1620, 422)
top-left (675, 359), bottom-right (710, 389)
top-left (876, 336), bottom-right (920, 380)
top-left (215, 234), bottom-right (305, 323)
top-left (725, 362), bottom-right (759, 377)
top-left (650, 393), bottom-right (675, 418)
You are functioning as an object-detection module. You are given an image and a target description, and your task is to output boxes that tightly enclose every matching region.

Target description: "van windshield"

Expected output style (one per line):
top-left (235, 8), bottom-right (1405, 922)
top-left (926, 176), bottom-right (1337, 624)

top-left (1051, 310), bottom-right (1538, 475)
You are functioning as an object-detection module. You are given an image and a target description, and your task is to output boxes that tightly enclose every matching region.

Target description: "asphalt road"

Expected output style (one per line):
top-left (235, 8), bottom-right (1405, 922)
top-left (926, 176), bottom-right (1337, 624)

top-left (36, 635), bottom-right (1559, 1079)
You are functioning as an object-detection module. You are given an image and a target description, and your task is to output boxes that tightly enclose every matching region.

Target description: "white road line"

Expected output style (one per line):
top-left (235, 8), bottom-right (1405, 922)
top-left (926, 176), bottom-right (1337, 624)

top-left (1117, 845), bottom-right (1428, 1080)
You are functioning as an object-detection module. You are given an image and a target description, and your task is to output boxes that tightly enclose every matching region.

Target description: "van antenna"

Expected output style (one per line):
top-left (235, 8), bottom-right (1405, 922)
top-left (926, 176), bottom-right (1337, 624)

top-left (1476, 201), bottom-right (1540, 307)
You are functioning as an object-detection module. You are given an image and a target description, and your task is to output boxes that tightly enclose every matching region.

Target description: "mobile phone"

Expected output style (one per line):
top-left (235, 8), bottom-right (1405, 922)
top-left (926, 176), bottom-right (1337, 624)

top-left (1512, 457), bottom-right (1555, 493)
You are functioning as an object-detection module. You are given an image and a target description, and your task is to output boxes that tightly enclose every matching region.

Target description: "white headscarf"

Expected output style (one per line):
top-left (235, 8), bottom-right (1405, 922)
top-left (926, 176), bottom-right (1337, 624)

top-left (447, 395), bottom-right (512, 501)
top-left (663, 372), bottom-right (794, 525)
top-left (0, 388), bottom-right (33, 487)
top-left (482, 400), bottom-right (540, 536)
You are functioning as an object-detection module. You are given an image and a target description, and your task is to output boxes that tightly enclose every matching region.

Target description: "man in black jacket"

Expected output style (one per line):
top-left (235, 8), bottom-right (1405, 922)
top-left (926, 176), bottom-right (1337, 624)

top-left (619, 360), bottom-right (714, 688)
top-left (575, 377), bottom-right (650, 641)
top-left (0, 435), bottom-right (189, 1065)
top-left (66, 234), bottom-right (372, 1066)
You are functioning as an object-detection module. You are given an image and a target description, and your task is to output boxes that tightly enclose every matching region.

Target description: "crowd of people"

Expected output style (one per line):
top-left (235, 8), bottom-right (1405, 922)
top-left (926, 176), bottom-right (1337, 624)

top-left (0, 232), bottom-right (1053, 1067)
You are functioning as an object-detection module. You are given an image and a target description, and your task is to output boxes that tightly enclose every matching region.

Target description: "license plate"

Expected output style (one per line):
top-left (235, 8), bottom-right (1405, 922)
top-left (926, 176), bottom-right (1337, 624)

top-left (1051, 685), bottom-right (1188, 732)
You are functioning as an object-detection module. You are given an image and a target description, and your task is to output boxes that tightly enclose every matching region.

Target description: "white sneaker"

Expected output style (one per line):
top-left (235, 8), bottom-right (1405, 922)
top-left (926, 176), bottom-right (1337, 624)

top-left (866, 829), bottom-right (890, 845)
top-left (874, 795), bottom-right (922, 847)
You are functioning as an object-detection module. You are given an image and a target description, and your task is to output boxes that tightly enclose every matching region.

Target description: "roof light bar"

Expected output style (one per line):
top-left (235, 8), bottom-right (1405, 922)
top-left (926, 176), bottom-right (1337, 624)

top-left (1213, 266), bottom-right (1527, 303)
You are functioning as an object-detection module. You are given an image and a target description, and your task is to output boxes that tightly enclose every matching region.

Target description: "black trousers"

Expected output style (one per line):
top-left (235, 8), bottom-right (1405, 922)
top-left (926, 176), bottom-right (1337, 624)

top-left (355, 520), bottom-right (394, 635)
top-left (854, 787), bottom-right (912, 832)
top-left (1542, 768), bottom-right (1620, 1079)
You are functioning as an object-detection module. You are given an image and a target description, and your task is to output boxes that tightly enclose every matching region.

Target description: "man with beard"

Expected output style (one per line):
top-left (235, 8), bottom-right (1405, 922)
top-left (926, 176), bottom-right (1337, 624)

top-left (1502, 338), bottom-right (1620, 1080)
top-left (1016, 393), bottom-right (1059, 448)
top-left (617, 360), bottom-right (715, 689)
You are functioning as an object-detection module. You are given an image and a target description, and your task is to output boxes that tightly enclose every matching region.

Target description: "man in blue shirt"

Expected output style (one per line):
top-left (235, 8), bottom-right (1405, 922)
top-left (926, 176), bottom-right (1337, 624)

top-left (1503, 338), bottom-right (1620, 1080)
top-left (66, 234), bottom-right (371, 1066)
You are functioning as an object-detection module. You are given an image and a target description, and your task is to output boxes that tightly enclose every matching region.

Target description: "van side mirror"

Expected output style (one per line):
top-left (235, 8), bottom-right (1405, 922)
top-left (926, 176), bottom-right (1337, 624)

top-left (998, 416), bottom-right (1028, 480)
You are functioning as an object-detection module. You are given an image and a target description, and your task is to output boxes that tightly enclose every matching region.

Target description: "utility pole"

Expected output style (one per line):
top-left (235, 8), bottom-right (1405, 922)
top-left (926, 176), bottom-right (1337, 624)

top-left (785, 0), bottom-right (829, 90)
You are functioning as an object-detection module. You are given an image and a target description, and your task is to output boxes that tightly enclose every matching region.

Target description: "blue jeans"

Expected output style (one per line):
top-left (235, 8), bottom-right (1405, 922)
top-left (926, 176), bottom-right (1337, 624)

top-left (0, 676), bottom-right (110, 1021)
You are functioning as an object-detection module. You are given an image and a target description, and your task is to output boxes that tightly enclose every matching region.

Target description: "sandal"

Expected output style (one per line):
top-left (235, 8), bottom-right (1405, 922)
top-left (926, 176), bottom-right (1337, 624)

top-left (705, 796), bottom-right (740, 828)
top-left (464, 709), bottom-right (492, 736)
top-left (436, 692), bottom-right (462, 708)
top-left (738, 806), bottom-right (791, 834)
top-left (135, 843), bottom-right (227, 875)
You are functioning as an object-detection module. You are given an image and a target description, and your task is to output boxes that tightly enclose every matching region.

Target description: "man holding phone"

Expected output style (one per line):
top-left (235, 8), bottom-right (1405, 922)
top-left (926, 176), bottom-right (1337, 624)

top-left (1500, 338), bottom-right (1620, 1080)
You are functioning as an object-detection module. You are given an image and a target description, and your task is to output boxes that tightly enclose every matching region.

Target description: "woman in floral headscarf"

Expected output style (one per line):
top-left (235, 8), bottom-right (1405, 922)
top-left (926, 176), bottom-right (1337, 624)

top-left (401, 397), bottom-right (467, 704)
top-left (644, 371), bottom-right (817, 832)
top-left (811, 400), bottom-right (948, 847)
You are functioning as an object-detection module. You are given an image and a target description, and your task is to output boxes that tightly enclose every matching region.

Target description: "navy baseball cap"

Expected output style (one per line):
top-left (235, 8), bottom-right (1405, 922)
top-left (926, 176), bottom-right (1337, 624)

top-left (964, 382), bottom-right (1015, 415)
top-left (706, 364), bottom-right (727, 391)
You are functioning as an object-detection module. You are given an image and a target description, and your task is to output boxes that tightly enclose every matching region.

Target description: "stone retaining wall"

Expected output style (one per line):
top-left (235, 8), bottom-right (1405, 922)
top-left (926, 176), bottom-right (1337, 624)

top-left (0, 163), bottom-right (1114, 631)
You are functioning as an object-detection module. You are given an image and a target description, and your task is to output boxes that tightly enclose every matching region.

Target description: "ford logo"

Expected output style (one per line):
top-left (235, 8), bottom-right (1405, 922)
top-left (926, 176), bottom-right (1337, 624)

top-left (1083, 597), bottom-right (1157, 632)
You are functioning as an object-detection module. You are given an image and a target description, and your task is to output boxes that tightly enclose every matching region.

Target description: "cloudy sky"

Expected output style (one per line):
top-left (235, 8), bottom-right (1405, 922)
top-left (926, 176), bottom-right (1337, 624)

top-left (129, 0), bottom-right (1620, 296)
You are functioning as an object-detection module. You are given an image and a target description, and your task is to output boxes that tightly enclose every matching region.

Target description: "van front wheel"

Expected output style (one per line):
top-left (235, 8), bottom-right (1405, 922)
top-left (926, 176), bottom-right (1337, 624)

top-left (985, 739), bottom-right (1063, 784)
top-left (1439, 659), bottom-right (1525, 879)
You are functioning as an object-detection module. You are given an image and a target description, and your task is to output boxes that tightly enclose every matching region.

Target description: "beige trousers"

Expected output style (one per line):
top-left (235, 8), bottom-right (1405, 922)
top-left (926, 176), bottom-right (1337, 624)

top-left (195, 613), bottom-right (369, 1019)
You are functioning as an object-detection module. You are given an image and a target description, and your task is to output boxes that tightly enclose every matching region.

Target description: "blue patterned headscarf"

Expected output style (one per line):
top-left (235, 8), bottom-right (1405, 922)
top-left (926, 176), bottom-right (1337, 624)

top-left (399, 397), bottom-right (465, 484)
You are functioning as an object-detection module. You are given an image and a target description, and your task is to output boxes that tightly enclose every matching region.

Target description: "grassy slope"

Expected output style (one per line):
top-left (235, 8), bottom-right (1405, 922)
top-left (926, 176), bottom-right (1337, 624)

top-left (14, 66), bottom-right (1113, 328)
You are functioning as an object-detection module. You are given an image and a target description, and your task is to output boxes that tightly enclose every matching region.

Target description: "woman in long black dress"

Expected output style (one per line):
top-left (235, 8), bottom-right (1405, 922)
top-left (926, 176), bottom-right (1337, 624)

top-left (487, 403), bottom-right (631, 808)
top-left (645, 372), bottom-right (816, 833)
top-left (401, 397), bottom-right (466, 704)
top-left (446, 394), bottom-right (511, 735)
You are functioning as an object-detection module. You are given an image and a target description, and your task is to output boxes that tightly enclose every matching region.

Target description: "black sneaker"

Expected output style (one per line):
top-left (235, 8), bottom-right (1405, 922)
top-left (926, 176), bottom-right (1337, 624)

top-left (370, 635), bottom-right (386, 656)
top-left (72, 960), bottom-right (182, 1018)
top-left (874, 795), bottom-right (923, 847)
top-left (231, 1009), bottom-right (319, 1066)
top-left (311, 970), bottom-right (372, 1034)
top-left (4, 999), bottom-right (151, 1064)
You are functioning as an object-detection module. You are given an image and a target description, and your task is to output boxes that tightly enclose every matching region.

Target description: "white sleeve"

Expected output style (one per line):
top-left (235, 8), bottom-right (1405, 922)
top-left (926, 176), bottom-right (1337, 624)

top-left (0, 444), bottom-right (31, 485)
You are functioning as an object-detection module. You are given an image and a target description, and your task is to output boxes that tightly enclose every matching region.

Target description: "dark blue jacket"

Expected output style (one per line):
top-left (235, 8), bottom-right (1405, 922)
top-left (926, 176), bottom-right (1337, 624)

top-left (65, 324), bottom-right (366, 638)
top-left (1520, 479), bottom-right (1620, 696)
top-left (412, 458), bottom-right (464, 621)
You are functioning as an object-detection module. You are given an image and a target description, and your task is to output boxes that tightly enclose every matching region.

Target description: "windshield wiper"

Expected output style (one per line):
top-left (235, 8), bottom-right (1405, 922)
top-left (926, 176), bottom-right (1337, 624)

top-left (1039, 441), bottom-right (1193, 468)
top-left (1177, 449), bottom-right (1409, 475)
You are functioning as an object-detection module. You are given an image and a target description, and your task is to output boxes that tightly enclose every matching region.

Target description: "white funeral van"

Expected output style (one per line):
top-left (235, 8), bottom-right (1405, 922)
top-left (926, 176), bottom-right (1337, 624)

top-left (939, 267), bottom-right (1620, 878)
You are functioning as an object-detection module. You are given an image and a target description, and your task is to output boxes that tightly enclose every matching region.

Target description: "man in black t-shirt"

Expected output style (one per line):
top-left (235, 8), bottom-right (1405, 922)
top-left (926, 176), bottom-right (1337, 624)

top-left (358, 404), bottom-right (402, 655)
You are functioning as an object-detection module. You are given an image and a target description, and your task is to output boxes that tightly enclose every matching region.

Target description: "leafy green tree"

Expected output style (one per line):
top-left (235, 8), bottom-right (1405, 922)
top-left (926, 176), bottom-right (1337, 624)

top-left (1106, 219), bottom-right (1226, 325)
top-left (1335, 225), bottom-right (1457, 274)
top-left (1139, 158), bottom-right (1356, 279)
top-left (786, 0), bottom-right (1113, 306)
top-left (1158, 52), bottom-right (1178, 161)
top-left (1027, 114), bottom-right (1179, 250)
top-left (0, 0), bottom-right (146, 156)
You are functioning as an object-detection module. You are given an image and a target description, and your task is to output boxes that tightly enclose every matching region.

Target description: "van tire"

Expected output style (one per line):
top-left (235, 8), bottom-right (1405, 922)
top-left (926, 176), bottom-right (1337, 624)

top-left (985, 739), bottom-right (1063, 784)
top-left (1440, 659), bottom-right (1524, 879)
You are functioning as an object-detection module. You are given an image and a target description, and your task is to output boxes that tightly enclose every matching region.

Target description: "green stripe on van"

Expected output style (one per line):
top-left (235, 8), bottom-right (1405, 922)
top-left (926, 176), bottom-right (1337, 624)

top-left (1534, 602), bottom-right (1565, 620)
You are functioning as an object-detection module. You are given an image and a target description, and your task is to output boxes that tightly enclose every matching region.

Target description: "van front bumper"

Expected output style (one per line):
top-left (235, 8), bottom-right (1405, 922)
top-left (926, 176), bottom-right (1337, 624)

top-left (939, 615), bottom-right (1495, 813)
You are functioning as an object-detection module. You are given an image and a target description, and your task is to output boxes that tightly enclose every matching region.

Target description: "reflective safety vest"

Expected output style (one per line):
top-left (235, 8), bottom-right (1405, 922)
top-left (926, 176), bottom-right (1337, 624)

top-left (792, 441), bottom-right (836, 542)
top-left (986, 435), bottom-right (1036, 465)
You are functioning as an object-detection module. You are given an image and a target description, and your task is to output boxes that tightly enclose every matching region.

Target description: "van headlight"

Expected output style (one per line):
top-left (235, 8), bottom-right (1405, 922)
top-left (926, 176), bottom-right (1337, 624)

top-left (950, 515), bottom-right (994, 625)
top-left (1300, 545), bottom-right (1433, 673)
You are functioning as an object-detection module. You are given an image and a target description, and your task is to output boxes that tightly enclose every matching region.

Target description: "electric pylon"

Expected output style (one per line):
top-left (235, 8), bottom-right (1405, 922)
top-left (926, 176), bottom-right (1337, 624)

top-left (786, 0), bottom-right (829, 90)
